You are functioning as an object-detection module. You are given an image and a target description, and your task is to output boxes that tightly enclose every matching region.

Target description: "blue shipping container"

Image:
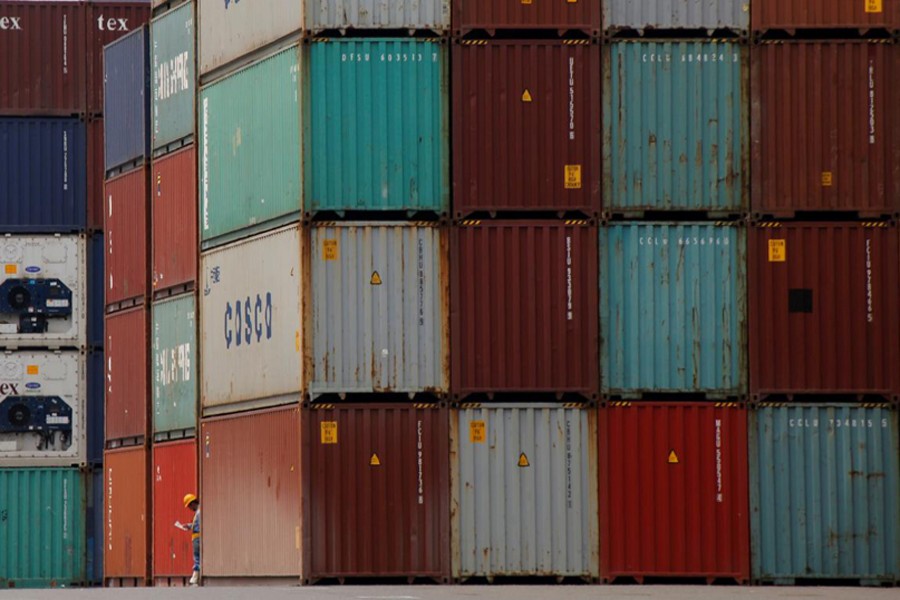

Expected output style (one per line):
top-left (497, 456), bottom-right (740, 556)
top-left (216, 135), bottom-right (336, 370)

top-left (87, 232), bottom-right (104, 349)
top-left (0, 118), bottom-right (87, 232)
top-left (104, 25), bottom-right (150, 174)
top-left (85, 467), bottom-right (103, 585)
top-left (87, 350), bottom-right (104, 466)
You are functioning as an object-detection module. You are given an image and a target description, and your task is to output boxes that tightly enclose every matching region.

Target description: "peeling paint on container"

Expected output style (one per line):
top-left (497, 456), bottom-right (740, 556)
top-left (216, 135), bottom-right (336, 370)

top-left (152, 438), bottom-right (197, 584)
top-left (104, 445), bottom-right (150, 583)
top-left (753, 0), bottom-right (900, 32)
top-left (453, 0), bottom-right (601, 35)
top-left (603, 0), bottom-right (750, 34)
top-left (151, 1), bottom-right (195, 154)
top-left (152, 293), bottom-right (196, 437)
top-left (306, 0), bottom-right (449, 33)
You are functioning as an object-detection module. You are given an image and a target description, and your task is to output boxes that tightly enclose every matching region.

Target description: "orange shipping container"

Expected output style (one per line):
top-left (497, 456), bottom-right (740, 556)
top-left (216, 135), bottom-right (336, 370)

top-left (153, 439), bottom-right (198, 586)
top-left (152, 145), bottom-right (197, 296)
top-left (104, 445), bottom-right (150, 585)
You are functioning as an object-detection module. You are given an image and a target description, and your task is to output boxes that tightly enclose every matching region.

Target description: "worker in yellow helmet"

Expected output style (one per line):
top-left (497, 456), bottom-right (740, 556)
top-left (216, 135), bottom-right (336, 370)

top-left (175, 493), bottom-right (201, 586)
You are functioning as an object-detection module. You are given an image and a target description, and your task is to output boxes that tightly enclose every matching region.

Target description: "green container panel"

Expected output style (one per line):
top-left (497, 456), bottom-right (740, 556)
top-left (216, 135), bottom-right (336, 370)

top-left (199, 46), bottom-right (301, 248)
top-left (152, 294), bottom-right (197, 436)
top-left (0, 469), bottom-right (87, 588)
top-left (151, 1), bottom-right (195, 154)
top-left (305, 38), bottom-right (449, 215)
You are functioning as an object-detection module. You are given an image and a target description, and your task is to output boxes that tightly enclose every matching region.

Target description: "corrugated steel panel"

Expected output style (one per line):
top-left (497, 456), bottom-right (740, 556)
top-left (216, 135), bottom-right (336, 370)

top-left (452, 40), bottom-right (601, 217)
top-left (151, 1), bottom-right (195, 154)
top-left (87, 2), bottom-right (152, 115)
top-left (201, 406), bottom-right (301, 578)
top-left (152, 293), bottom-right (196, 436)
top-left (151, 146), bottom-right (197, 294)
top-left (87, 233), bottom-right (105, 349)
top-left (310, 223), bottom-right (448, 396)
top-left (453, 0), bottom-right (601, 35)
top-left (603, 0), bottom-right (749, 33)
top-left (104, 25), bottom-right (150, 173)
top-left (451, 221), bottom-right (599, 397)
top-left (751, 42), bottom-right (900, 217)
top-left (0, 118), bottom-right (87, 233)
top-left (753, 0), bottom-right (900, 32)
top-left (199, 225), bottom-right (304, 414)
top-left (307, 0), bottom-right (449, 33)
top-left (87, 118), bottom-right (104, 231)
top-left (87, 349), bottom-right (103, 465)
top-left (599, 402), bottom-right (750, 583)
top-left (198, 0), bottom-right (301, 78)
top-left (749, 223), bottom-right (900, 398)
top-left (86, 466), bottom-right (104, 584)
top-left (301, 404), bottom-right (450, 581)
top-left (600, 223), bottom-right (747, 396)
top-left (305, 39), bottom-right (448, 216)
top-left (105, 306), bottom-right (149, 443)
top-left (104, 167), bottom-right (149, 306)
top-left (603, 42), bottom-right (748, 214)
top-left (0, 1), bottom-right (87, 116)
top-left (451, 403), bottom-right (599, 579)
top-left (0, 468), bottom-right (87, 588)
top-left (750, 404), bottom-right (900, 583)
top-left (199, 46), bottom-right (301, 248)
top-left (152, 439), bottom-right (197, 582)
top-left (0, 351), bottom-right (86, 467)
top-left (104, 445), bottom-right (150, 581)
top-left (0, 234), bottom-right (87, 349)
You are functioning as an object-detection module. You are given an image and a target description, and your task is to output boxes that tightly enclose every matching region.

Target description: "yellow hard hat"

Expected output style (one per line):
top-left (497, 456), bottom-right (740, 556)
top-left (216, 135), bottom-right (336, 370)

top-left (183, 493), bottom-right (198, 508)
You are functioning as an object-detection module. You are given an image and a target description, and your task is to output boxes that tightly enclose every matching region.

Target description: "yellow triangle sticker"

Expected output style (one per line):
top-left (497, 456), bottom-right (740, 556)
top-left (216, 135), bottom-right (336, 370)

top-left (370, 453), bottom-right (381, 466)
top-left (668, 450), bottom-right (679, 464)
top-left (370, 271), bottom-right (382, 285)
top-left (517, 453), bottom-right (530, 467)
top-left (522, 89), bottom-right (533, 103)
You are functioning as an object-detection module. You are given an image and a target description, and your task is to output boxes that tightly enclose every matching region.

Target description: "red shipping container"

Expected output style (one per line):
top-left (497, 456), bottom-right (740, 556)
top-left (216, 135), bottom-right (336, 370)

top-left (0, 1), bottom-right (87, 115)
top-left (105, 305), bottom-right (150, 443)
top-left (201, 406), bottom-right (301, 580)
top-left (753, 0), bottom-right (900, 32)
top-left (452, 0), bottom-right (601, 36)
top-left (751, 42), bottom-right (900, 218)
top-left (152, 438), bottom-right (198, 586)
top-left (749, 223), bottom-right (900, 398)
top-left (104, 167), bottom-right (149, 307)
top-left (152, 145), bottom-right (197, 295)
top-left (301, 404), bottom-right (450, 583)
top-left (87, 117), bottom-right (104, 231)
top-left (452, 40), bottom-right (601, 218)
top-left (599, 402), bottom-right (750, 584)
top-left (451, 221), bottom-right (599, 398)
top-left (85, 1), bottom-right (151, 115)
top-left (104, 445), bottom-right (151, 584)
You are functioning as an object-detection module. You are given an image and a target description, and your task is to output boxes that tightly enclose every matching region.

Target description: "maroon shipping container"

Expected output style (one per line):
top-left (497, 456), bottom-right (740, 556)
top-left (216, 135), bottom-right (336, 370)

top-left (86, 1), bottom-right (151, 115)
top-left (152, 145), bottom-right (197, 295)
top-left (87, 117), bottom-right (104, 231)
top-left (104, 167), bottom-right (149, 307)
top-left (0, 1), bottom-right (87, 115)
top-left (451, 221), bottom-right (599, 398)
top-left (153, 438), bottom-right (197, 586)
top-left (599, 402), bottom-right (750, 584)
top-left (753, 0), bottom-right (900, 32)
top-left (749, 223), bottom-right (900, 399)
top-left (201, 406), bottom-right (301, 580)
top-left (751, 42), bottom-right (900, 218)
top-left (104, 445), bottom-right (151, 584)
top-left (301, 404), bottom-right (450, 583)
top-left (105, 305), bottom-right (150, 443)
top-left (452, 40), bottom-right (601, 218)
top-left (452, 0), bottom-right (601, 36)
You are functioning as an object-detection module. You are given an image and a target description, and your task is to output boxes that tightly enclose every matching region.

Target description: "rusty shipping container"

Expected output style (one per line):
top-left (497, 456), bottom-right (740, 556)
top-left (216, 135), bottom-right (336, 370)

top-left (452, 40), bottom-right (601, 218)
top-left (201, 406), bottom-right (301, 580)
top-left (105, 306), bottom-right (150, 443)
top-left (104, 167), bottom-right (149, 307)
top-left (152, 439), bottom-right (197, 585)
top-left (753, 0), bottom-right (900, 32)
top-left (599, 402), bottom-right (750, 583)
top-left (104, 445), bottom-right (151, 584)
top-left (751, 42), bottom-right (900, 218)
top-left (86, 1), bottom-right (151, 115)
top-left (301, 403), bottom-right (450, 583)
top-left (603, 0), bottom-right (750, 34)
top-left (749, 223), bottom-right (900, 399)
top-left (452, 0), bottom-right (600, 36)
top-left (152, 145), bottom-right (197, 295)
top-left (451, 221), bottom-right (599, 398)
top-left (0, 1), bottom-right (87, 115)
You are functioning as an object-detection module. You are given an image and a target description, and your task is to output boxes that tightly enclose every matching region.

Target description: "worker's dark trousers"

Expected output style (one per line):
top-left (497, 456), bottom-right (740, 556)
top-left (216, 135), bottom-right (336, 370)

top-left (193, 538), bottom-right (200, 572)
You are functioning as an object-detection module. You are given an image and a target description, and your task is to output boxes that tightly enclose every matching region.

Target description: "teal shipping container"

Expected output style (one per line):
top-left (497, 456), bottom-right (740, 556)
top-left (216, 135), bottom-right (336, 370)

top-left (199, 46), bottom-right (301, 249)
top-left (751, 404), bottom-right (900, 584)
top-left (152, 293), bottom-right (197, 438)
top-left (603, 41), bottom-right (748, 215)
top-left (151, 1), bottom-right (195, 155)
top-left (601, 223), bottom-right (747, 397)
top-left (0, 469), bottom-right (87, 588)
top-left (304, 38), bottom-right (449, 215)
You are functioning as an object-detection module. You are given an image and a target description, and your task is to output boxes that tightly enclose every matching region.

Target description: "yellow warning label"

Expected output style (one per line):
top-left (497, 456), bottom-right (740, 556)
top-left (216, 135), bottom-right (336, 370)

top-left (821, 171), bottom-right (833, 187)
top-left (295, 330), bottom-right (301, 352)
top-left (768, 239), bottom-right (786, 262)
top-left (323, 239), bottom-right (338, 261)
top-left (521, 89), bottom-right (533, 103)
top-left (370, 453), bottom-right (381, 466)
top-left (518, 453), bottom-right (530, 467)
top-left (4, 264), bottom-right (16, 274)
top-left (295, 526), bottom-right (301, 550)
top-left (370, 271), bottom-right (382, 285)
top-left (668, 450), bottom-right (679, 464)
top-left (866, 0), bottom-right (883, 13)
top-left (469, 421), bottom-right (486, 444)
top-left (26, 365), bottom-right (38, 375)
top-left (521, 0), bottom-right (532, 4)
top-left (320, 421), bottom-right (338, 444)
top-left (565, 165), bottom-right (582, 189)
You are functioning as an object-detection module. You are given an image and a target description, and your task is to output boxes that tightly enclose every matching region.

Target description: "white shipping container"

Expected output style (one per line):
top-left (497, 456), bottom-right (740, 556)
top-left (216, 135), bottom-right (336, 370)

top-left (306, 0), bottom-right (450, 33)
top-left (200, 225), bottom-right (304, 414)
top-left (0, 351), bottom-right (87, 467)
top-left (0, 235), bottom-right (86, 349)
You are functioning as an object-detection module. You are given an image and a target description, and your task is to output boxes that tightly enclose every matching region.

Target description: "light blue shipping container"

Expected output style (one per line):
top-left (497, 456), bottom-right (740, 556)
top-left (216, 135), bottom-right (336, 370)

top-left (751, 404), bottom-right (900, 584)
top-left (304, 38), bottom-right (449, 215)
top-left (603, 41), bottom-right (748, 214)
top-left (600, 222), bottom-right (746, 396)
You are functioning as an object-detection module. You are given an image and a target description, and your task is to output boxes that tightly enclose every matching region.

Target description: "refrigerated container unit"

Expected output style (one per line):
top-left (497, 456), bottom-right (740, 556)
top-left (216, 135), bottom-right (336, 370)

top-left (453, 0), bottom-right (601, 36)
top-left (602, 0), bottom-right (749, 35)
top-left (151, 0), bottom-right (195, 156)
top-left (104, 305), bottom-right (150, 446)
top-left (103, 445), bottom-right (151, 587)
top-left (151, 145), bottom-right (197, 297)
top-left (87, 1), bottom-right (152, 115)
top-left (152, 293), bottom-right (196, 440)
top-left (104, 167), bottom-right (149, 310)
top-left (152, 438), bottom-right (197, 586)
top-left (305, 0), bottom-right (449, 34)
top-left (104, 25), bottom-right (150, 176)
top-left (752, 0), bottom-right (900, 33)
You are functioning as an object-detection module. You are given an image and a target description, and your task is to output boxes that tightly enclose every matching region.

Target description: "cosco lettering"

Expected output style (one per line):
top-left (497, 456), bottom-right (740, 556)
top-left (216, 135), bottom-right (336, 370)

top-left (223, 292), bottom-right (273, 349)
